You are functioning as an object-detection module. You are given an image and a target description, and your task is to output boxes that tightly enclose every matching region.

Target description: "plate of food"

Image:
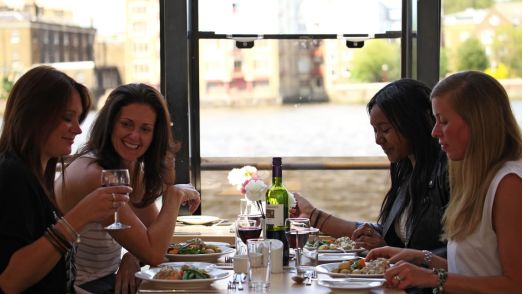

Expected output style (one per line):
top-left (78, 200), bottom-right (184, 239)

top-left (135, 262), bottom-right (229, 289)
top-left (177, 215), bottom-right (220, 225)
top-left (318, 278), bottom-right (384, 291)
top-left (306, 236), bottom-right (366, 253)
top-left (166, 238), bottom-right (235, 262)
top-left (315, 258), bottom-right (390, 278)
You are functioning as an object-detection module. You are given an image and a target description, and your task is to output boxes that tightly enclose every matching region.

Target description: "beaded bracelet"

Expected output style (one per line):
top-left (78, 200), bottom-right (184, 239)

top-left (422, 250), bottom-right (433, 268)
top-left (59, 217), bottom-right (81, 244)
top-left (432, 268), bottom-right (447, 294)
top-left (318, 214), bottom-right (332, 231)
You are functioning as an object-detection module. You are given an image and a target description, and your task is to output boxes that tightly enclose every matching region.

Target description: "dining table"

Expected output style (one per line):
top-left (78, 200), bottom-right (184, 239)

top-left (136, 221), bottom-right (407, 294)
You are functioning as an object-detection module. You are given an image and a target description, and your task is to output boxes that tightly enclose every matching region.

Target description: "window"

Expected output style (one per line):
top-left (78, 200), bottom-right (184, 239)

top-left (161, 0), bottom-right (442, 219)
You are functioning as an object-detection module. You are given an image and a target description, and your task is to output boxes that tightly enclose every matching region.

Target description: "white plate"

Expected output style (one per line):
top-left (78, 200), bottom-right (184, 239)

top-left (166, 246), bottom-right (235, 262)
top-left (304, 251), bottom-right (359, 263)
top-left (135, 262), bottom-right (229, 289)
top-left (318, 278), bottom-right (384, 291)
top-left (315, 262), bottom-right (385, 278)
top-left (177, 215), bottom-right (220, 225)
top-left (306, 246), bottom-right (366, 254)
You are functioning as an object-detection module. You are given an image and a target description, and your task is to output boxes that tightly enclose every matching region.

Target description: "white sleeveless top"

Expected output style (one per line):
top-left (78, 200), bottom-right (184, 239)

top-left (74, 219), bottom-right (122, 285)
top-left (447, 160), bottom-right (521, 276)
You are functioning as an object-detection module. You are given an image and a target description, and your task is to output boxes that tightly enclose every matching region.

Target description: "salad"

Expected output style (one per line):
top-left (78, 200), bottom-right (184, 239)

top-left (167, 238), bottom-right (222, 255)
top-left (330, 257), bottom-right (389, 275)
top-left (153, 264), bottom-right (211, 280)
top-left (307, 236), bottom-right (361, 250)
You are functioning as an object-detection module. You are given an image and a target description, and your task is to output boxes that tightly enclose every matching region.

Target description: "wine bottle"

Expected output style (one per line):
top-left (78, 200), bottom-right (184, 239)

top-left (265, 157), bottom-right (290, 266)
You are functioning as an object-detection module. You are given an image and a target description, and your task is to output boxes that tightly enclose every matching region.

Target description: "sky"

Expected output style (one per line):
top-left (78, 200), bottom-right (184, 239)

top-left (3, 0), bottom-right (126, 35)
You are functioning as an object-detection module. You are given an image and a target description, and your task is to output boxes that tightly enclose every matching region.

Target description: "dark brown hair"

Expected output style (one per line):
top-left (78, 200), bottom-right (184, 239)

top-left (0, 65), bottom-right (91, 196)
top-left (75, 83), bottom-right (175, 207)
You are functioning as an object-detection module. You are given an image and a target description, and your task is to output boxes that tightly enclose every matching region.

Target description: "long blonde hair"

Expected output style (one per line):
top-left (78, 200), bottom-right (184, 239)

top-left (431, 71), bottom-right (521, 240)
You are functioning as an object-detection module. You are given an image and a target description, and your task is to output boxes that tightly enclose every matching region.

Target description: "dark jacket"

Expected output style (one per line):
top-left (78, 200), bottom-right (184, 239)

top-left (362, 152), bottom-right (449, 254)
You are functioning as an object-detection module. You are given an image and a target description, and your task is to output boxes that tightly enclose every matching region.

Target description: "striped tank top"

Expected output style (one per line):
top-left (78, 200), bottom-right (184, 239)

top-left (74, 222), bottom-right (122, 285)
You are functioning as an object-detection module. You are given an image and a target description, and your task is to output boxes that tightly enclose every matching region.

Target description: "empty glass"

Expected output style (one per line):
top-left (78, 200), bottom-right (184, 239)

top-left (101, 169), bottom-right (131, 230)
top-left (285, 218), bottom-right (310, 272)
top-left (247, 238), bottom-right (272, 289)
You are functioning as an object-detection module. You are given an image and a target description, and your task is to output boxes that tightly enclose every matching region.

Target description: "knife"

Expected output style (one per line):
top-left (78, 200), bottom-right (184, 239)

top-left (138, 289), bottom-right (224, 293)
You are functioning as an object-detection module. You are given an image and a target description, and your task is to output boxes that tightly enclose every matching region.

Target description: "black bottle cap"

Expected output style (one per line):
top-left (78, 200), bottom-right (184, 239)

top-left (272, 157), bottom-right (282, 165)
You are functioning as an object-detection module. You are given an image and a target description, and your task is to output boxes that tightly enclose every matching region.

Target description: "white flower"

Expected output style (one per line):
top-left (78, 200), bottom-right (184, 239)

top-left (288, 191), bottom-right (297, 208)
top-left (244, 179), bottom-right (268, 202)
top-left (228, 166), bottom-right (258, 189)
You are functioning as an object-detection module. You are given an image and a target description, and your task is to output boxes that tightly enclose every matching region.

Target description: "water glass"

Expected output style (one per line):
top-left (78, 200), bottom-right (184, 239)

top-left (247, 238), bottom-right (271, 289)
top-left (303, 227), bottom-right (320, 266)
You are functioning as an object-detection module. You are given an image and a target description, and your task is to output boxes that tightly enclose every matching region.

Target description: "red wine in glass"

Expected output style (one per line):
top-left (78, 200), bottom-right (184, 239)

top-left (285, 231), bottom-right (309, 249)
top-left (238, 226), bottom-right (262, 244)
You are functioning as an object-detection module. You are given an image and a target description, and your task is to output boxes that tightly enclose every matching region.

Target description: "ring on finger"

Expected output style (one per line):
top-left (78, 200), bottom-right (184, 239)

top-left (112, 201), bottom-right (119, 209)
top-left (394, 275), bottom-right (402, 282)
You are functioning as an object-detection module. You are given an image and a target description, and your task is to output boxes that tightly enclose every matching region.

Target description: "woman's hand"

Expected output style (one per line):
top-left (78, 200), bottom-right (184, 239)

top-left (115, 252), bottom-right (141, 294)
top-left (171, 184), bottom-right (201, 213)
top-left (384, 261), bottom-right (438, 289)
top-left (366, 246), bottom-right (423, 265)
top-left (290, 192), bottom-right (315, 218)
top-left (73, 185), bottom-right (132, 225)
top-left (352, 223), bottom-right (386, 250)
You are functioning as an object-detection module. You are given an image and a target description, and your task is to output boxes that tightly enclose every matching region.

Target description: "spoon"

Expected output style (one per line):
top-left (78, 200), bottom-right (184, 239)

top-left (291, 275), bottom-right (306, 284)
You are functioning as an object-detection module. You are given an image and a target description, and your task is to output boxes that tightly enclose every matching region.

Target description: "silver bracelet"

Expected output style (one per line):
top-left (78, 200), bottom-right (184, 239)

top-left (422, 250), bottom-right (433, 268)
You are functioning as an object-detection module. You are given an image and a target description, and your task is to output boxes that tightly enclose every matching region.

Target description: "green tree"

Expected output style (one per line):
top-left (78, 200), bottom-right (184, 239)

top-left (457, 38), bottom-right (489, 71)
top-left (443, 0), bottom-right (494, 14)
top-left (1, 76), bottom-right (14, 100)
top-left (350, 40), bottom-right (400, 83)
top-left (492, 24), bottom-right (522, 77)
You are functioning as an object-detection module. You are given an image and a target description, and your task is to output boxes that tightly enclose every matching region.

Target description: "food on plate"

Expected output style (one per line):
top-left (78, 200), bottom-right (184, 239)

top-left (167, 238), bottom-right (222, 255)
top-left (330, 257), bottom-right (389, 275)
top-left (309, 236), bottom-right (361, 251)
top-left (153, 264), bottom-right (211, 280)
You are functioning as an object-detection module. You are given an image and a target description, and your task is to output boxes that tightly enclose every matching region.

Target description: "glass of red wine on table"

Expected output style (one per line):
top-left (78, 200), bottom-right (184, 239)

top-left (235, 214), bottom-right (263, 255)
top-left (285, 217), bottom-right (311, 272)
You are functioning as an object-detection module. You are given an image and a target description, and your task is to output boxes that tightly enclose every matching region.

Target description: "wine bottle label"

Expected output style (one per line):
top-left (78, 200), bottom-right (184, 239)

top-left (265, 204), bottom-right (284, 226)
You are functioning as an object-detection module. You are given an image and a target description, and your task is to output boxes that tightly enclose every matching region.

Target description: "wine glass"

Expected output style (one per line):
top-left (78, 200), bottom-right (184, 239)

top-left (235, 214), bottom-right (262, 255)
top-left (285, 217), bottom-right (310, 272)
top-left (101, 169), bottom-right (131, 230)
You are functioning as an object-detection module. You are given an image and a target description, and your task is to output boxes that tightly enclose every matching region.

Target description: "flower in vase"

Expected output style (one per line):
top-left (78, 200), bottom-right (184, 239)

top-left (243, 179), bottom-right (268, 202)
top-left (228, 165), bottom-right (258, 190)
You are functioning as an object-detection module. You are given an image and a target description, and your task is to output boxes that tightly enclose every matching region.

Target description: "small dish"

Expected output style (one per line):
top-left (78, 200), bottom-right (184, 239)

top-left (177, 215), bottom-right (220, 225)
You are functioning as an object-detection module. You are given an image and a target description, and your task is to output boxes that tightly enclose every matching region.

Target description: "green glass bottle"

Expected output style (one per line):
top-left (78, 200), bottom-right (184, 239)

top-left (265, 157), bottom-right (290, 266)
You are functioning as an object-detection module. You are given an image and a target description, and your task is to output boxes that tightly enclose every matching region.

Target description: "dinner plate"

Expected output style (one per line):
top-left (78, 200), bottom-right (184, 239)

top-left (135, 262), bottom-right (229, 289)
top-left (318, 278), bottom-right (384, 291)
top-left (315, 262), bottom-right (385, 278)
top-left (166, 246), bottom-right (235, 262)
top-left (177, 215), bottom-right (220, 225)
top-left (303, 251), bottom-right (359, 263)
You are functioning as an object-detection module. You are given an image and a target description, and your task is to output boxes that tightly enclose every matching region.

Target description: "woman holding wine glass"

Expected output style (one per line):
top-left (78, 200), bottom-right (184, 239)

top-left (0, 66), bottom-right (131, 293)
top-left (56, 83), bottom-right (201, 293)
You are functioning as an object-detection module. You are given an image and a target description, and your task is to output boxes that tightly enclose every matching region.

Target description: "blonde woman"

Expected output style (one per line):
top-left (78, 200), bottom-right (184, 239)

top-left (366, 71), bottom-right (521, 294)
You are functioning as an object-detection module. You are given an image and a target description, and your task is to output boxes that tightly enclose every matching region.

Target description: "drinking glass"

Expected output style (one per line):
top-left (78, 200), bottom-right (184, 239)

top-left (101, 169), bottom-right (131, 230)
top-left (246, 238), bottom-right (271, 289)
top-left (235, 214), bottom-right (262, 255)
top-left (285, 218), bottom-right (310, 272)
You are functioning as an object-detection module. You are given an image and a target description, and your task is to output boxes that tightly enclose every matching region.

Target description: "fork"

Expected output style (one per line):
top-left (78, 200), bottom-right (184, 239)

top-left (228, 280), bottom-right (236, 290)
top-left (224, 255), bottom-right (233, 264)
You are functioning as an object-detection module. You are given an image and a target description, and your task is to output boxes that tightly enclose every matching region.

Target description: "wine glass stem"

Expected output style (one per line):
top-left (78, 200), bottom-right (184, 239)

top-left (114, 211), bottom-right (119, 224)
top-left (296, 248), bottom-right (302, 269)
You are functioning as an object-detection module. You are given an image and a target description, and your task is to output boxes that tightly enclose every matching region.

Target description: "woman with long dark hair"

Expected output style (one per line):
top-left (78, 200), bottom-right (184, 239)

top-left (56, 83), bottom-right (200, 293)
top-left (0, 66), bottom-right (130, 293)
top-left (292, 79), bottom-right (449, 252)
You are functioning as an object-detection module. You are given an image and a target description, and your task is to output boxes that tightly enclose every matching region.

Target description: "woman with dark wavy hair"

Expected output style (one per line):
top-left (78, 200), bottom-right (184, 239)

top-left (0, 66), bottom-right (130, 293)
top-left (56, 83), bottom-right (200, 294)
top-left (292, 79), bottom-right (449, 253)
